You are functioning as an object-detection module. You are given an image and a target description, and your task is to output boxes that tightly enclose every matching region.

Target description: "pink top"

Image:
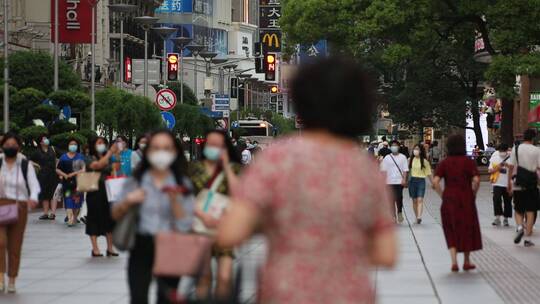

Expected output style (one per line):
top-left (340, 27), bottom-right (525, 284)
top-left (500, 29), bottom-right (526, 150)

top-left (234, 136), bottom-right (394, 304)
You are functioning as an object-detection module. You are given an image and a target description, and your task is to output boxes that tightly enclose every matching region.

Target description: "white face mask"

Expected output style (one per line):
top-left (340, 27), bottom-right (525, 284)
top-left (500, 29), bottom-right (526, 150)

top-left (117, 142), bottom-right (125, 151)
top-left (390, 146), bottom-right (399, 154)
top-left (139, 143), bottom-right (147, 150)
top-left (413, 149), bottom-right (420, 157)
top-left (148, 150), bottom-right (176, 171)
top-left (499, 152), bottom-right (508, 158)
top-left (96, 144), bottom-right (107, 154)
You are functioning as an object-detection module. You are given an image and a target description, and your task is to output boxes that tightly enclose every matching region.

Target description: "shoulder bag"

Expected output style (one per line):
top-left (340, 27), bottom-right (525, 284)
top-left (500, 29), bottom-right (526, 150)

top-left (389, 155), bottom-right (408, 188)
top-left (490, 155), bottom-right (510, 184)
top-left (76, 172), bottom-right (101, 192)
top-left (112, 204), bottom-right (140, 251)
top-left (514, 144), bottom-right (538, 189)
top-left (0, 160), bottom-right (23, 225)
top-left (192, 170), bottom-right (229, 235)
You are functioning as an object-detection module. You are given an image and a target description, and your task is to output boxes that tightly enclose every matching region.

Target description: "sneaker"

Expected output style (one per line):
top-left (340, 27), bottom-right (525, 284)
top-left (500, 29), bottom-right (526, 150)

top-left (492, 218), bottom-right (501, 226)
top-left (514, 227), bottom-right (525, 244)
top-left (524, 240), bottom-right (535, 247)
top-left (503, 218), bottom-right (509, 227)
top-left (80, 216), bottom-right (87, 224)
top-left (417, 218), bottom-right (422, 224)
top-left (38, 214), bottom-right (49, 220)
top-left (397, 212), bottom-right (404, 224)
top-left (64, 216), bottom-right (68, 223)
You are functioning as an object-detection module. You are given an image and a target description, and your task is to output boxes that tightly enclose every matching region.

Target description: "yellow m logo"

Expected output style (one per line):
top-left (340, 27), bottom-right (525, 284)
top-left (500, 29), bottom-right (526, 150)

top-left (262, 33), bottom-right (280, 48)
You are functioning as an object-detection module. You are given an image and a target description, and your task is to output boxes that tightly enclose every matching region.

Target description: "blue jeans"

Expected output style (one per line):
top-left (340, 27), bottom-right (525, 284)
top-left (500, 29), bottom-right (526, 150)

top-left (409, 177), bottom-right (426, 199)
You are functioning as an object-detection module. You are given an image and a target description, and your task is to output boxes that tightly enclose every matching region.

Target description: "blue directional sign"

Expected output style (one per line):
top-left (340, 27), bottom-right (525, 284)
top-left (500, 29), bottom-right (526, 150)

top-left (161, 111), bottom-right (176, 130)
top-left (60, 106), bottom-right (72, 121)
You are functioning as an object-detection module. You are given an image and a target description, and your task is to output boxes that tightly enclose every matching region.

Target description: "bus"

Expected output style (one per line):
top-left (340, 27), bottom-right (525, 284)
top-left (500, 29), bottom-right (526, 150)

top-left (236, 119), bottom-right (274, 148)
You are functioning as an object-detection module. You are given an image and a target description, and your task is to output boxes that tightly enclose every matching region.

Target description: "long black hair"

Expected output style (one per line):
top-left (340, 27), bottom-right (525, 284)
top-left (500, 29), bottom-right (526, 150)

top-left (201, 129), bottom-right (242, 164)
top-left (88, 136), bottom-right (109, 159)
top-left (133, 129), bottom-right (188, 184)
top-left (409, 144), bottom-right (427, 170)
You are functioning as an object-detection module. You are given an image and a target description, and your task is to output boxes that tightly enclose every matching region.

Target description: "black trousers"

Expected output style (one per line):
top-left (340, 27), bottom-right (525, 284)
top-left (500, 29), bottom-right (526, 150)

top-left (129, 234), bottom-right (180, 304)
top-left (493, 186), bottom-right (512, 218)
top-left (390, 185), bottom-right (404, 214)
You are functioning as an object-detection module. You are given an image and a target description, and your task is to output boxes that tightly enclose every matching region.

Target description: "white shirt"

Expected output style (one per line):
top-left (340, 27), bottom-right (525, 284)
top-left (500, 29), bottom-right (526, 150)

top-left (0, 154), bottom-right (41, 201)
top-left (489, 151), bottom-right (510, 187)
top-left (241, 149), bottom-right (252, 165)
top-left (508, 143), bottom-right (540, 190)
top-left (380, 153), bottom-right (409, 185)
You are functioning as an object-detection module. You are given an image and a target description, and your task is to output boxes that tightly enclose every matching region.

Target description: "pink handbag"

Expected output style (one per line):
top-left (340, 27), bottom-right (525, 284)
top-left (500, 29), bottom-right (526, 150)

top-left (152, 232), bottom-right (213, 277)
top-left (0, 199), bottom-right (18, 225)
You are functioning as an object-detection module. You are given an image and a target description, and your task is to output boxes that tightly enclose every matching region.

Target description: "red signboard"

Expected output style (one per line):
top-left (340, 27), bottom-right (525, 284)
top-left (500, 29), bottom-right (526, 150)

top-left (125, 57), bottom-right (132, 83)
top-left (51, 0), bottom-right (94, 43)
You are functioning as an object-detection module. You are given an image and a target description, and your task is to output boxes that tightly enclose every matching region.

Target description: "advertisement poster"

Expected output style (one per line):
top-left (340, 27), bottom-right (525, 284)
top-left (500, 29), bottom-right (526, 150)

top-left (51, 0), bottom-right (93, 43)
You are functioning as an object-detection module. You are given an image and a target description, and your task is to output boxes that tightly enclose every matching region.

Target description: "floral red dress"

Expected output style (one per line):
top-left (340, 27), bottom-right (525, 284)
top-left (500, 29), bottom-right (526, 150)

top-left (234, 136), bottom-right (394, 304)
top-left (435, 156), bottom-right (482, 252)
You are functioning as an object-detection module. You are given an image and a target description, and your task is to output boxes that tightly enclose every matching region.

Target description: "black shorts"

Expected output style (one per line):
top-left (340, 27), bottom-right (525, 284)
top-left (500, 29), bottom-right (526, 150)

top-left (513, 188), bottom-right (540, 213)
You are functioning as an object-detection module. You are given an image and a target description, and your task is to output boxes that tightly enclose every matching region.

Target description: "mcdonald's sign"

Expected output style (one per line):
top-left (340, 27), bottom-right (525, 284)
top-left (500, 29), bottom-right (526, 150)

top-left (260, 31), bottom-right (282, 52)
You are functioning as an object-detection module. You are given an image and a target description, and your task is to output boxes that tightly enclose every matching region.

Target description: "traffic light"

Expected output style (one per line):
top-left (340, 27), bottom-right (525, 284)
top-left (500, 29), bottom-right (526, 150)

top-left (254, 42), bottom-right (264, 73)
top-left (264, 53), bottom-right (276, 81)
top-left (167, 53), bottom-right (179, 81)
top-left (270, 85), bottom-right (279, 94)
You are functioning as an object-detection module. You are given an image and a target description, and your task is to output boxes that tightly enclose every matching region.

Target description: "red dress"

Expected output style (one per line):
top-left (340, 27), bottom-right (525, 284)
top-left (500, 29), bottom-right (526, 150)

top-left (234, 136), bottom-right (394, 304)
top-left (435, 156), bottom-right (482, 252)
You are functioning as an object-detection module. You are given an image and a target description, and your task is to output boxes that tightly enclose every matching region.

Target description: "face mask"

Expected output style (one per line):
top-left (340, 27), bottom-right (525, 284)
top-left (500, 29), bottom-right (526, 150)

top-left (96, 144), bottom-right (107, 154)
top-left (413, 149), bottom-right (420, 157)
top-left (117, 142), bottom-right (125, 151)
top-left (499, 152), bottom-right (508, 158)
top-left (68, 144), bottom-right (78, 153)
top-left (139, 143), bottom-right (147, 150)
top-left (148, 150), bottom-right (176, 171)
top-left (390, 146), bottom-right (399, 153)
top-left (3, 147), bottom-right (18, 158)
top-left (43, 138), bottom-right (50, 146)
top-left (203, 146), bottom-right (222, 161)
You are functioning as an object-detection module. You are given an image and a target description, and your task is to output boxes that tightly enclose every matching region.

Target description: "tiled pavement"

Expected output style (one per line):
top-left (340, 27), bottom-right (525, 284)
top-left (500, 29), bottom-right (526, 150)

top-left (3, 182), bottom-right (540, 303)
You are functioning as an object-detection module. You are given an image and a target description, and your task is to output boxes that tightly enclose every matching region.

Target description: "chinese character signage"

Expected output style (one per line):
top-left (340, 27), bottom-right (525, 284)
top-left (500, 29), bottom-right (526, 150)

top-left (155, 0), bottom-right (193, 13)
top-left (259, 0), bottom-right (281, 52)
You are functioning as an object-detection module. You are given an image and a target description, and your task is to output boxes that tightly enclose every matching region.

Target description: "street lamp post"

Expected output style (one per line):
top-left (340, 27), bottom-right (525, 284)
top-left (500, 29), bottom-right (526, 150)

top-left (3, 0), bottom-right (9, 132)
top-left (186, 44), bottom-right (205, 103)
top-left (199, 50), bottom-right (218, 100)
top-left (171, 37), bottom-right (192, 104)
top-left (211, 58), bottom-right (228, 94)
top-left (134, 16), bottom-right (159, 98)
top-left (108, 4), bottom-right (137, 90)
top-left (53, 0), bottom-right (58, 92)
top-left (90, 1), bottom-right (99, 131)
top-left (152, 26), bottom-right (177, 86)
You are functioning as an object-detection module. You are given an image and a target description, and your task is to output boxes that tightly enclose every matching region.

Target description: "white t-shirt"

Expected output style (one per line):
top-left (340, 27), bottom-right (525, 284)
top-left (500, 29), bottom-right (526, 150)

top-left (489, 151), bottom-right (510, 187)
top-left (508, 143), bottom-right (540, 189)
top-left (241, 149), bottom-right (252, 165)
top-left (380, 153), bottom-right (409, 185)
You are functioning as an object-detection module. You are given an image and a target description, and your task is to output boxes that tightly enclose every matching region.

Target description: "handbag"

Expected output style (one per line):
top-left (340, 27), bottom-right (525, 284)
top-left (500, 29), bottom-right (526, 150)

top-left (0, 199), bottom-right (18, 225)
top-left (152, 232), bottom-right (213, 277)
top-left (193, 172), bottom-right (230, 235)
top-left (112, 205), bottom-right (140, 251)
top-left (76, 172), bottom-right (101, 192)
top-left (105, 175), bottom-right (128, 202)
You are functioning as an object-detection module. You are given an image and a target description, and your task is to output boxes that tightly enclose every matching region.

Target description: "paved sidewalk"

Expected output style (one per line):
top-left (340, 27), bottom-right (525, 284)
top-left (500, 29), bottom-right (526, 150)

top-left (375, 182), bottom-right (540, 304)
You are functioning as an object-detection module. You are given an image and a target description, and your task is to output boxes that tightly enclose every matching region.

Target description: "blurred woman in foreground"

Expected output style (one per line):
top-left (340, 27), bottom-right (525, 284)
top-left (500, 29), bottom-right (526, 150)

top-left (217, 57), bottom-right (397, 304)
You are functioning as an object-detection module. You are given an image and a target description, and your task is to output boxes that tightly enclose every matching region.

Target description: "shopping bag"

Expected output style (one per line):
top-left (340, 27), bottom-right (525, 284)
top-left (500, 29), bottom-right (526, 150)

top-left (153, 231), bottom-right (212, 277)
top-left (76, 172), bottom-right (101, 192)
top-left (105, 176), bottom-right (128, 203)
top-left (192, 172), bottom-right (230, 235)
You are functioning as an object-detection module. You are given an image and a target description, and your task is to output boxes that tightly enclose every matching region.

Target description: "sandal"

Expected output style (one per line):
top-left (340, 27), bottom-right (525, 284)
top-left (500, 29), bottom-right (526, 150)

top-left (463, 263), bottom-right (476, 271)
top-left (451, 264), bottom-right (459, 272)
top-left (38, 214), bottom-right (49, 220)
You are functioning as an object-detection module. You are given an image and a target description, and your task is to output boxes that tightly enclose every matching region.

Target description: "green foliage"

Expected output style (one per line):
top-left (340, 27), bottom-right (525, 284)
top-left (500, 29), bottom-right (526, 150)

top-left (19, 126), bottom-right (48, 142)
top-left (172, 104), bottom-right (215, 138)
top-left (51, 132), bottom-right (88, 149)
top-left (49, 120), bottom-right (78, 135)
top-left (10, 88), bottom-right (47, 127)
top-left (166, 82), bottom-right (198, 106)
top-left (269, 113), bottom-right (296, 136)
top-left (30, 105), bottom-right (60, 123)
top-left (77, 129), bottom-right (98, 143)
top-left (0, 51), bottom-right (81, 93)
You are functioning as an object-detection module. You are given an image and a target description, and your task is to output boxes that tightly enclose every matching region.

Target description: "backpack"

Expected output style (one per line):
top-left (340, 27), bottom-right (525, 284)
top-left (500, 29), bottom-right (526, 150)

top-left (514, 144), bottom-right (538, 190)
top-left (0, 157), bottom-right (30, 193)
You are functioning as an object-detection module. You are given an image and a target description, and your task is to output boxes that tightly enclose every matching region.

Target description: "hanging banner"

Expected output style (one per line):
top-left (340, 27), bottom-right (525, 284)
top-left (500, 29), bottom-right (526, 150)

top-left (51, 0), bottom-right (93, 43)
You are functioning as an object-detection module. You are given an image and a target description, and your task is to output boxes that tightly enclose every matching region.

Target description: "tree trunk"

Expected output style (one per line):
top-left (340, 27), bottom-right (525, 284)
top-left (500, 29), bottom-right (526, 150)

top-left (470, 102), bottom-right (485, 150)
top-left (501, 98), bottom-right (514, 145)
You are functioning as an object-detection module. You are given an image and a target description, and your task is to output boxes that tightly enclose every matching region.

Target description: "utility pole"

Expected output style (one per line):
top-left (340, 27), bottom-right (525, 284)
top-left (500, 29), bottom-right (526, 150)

top-left (3, 0), bottom-right (9, 132)
top-left (53, 0), bottom-right (59, 91)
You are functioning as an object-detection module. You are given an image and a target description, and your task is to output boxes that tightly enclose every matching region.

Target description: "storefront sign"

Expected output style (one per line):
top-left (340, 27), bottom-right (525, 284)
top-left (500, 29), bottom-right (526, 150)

top-left (51, 0), bottom-right (93, 43)
top-left (529, 92), bottom-right (540, 128)
top-left (155, 0), bottom-right (193, 13)
top-left (259, 0), bottom-right (281, 52)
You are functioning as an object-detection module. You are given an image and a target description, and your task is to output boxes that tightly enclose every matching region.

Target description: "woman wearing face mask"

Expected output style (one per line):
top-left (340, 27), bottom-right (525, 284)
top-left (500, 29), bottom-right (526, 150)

top-left (112, 135), bottom-right (139, 177)
top-left (408, 144), bottom-right (433, 224)
top-left (112, 130), bottom-right (195, 304)
top-left (85, 137), bottom-right (119, 257)
top-left (31, 135), bottom-right (59, 220)
top-left (188, 130), bottom-right (241, 301)
top-left (0, 133), bottom-right (40, 293)
top-left (133, 135), bottom-right (149, 170)
top-left (56, 139), bottom-right (85, 227)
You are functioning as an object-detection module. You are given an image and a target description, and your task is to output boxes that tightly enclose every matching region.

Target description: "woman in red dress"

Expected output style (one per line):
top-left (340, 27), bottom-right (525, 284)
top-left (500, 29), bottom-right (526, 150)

top-left (433, 134), bottom-right (482, 272)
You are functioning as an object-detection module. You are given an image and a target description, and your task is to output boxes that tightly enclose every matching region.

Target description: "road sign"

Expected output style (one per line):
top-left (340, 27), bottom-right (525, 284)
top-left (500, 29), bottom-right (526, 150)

top-left (132, 59), bottom-right (161, 85)
top-left (161, 111), bottom-right (176, 130)
top-left (213, 94), bottom-right (230, 105)
top-left (155, 89), bottom-right (177, 111)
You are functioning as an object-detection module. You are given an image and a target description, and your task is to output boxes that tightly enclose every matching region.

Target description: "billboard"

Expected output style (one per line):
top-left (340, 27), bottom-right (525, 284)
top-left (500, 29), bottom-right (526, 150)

top-left (51, 0), bottom-right (94, 43)
top-left (155, 0), bottom-right (193, 13)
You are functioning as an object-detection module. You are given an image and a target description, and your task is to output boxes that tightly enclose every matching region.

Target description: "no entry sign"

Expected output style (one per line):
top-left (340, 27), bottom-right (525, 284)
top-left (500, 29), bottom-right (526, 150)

top-left (155, 89), bottom-right (177, 111)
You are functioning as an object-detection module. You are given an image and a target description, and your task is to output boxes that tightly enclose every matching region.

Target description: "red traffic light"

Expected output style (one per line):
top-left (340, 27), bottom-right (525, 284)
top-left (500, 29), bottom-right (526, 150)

top-left (167, 53), bottom-right (179, 81)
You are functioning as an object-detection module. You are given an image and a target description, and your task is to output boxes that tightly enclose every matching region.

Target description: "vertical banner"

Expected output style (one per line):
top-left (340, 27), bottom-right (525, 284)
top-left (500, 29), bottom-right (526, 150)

top-left (259, 0), bottom-right (282, 52)
top-left (51, 0), bottom-right (93, 43)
